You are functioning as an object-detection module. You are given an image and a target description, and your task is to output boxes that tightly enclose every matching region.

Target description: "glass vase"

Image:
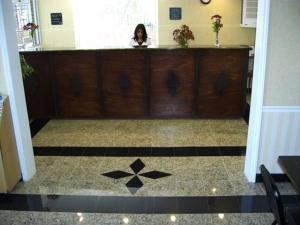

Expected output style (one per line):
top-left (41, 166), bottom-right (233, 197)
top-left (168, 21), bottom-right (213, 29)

top-left (179, 39), bottom-right (188, 48)
top-left (32, 36), bottom-right (36, 47)
top-left (214, 32), bottom-right (220, 47)
top-left (31, 35), bottom-right (40, 50)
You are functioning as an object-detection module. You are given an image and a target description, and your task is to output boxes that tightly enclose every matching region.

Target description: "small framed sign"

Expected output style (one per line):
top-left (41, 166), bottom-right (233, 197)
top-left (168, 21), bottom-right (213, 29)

top-left (169, 8), bottom-right (182, 20)
top-left (51, 13), bottom-right (63, 25)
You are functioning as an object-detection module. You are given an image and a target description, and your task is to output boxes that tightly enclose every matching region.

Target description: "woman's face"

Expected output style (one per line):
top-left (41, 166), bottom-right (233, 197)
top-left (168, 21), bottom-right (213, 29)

top-left (137, 29), bottom-right (143, 39)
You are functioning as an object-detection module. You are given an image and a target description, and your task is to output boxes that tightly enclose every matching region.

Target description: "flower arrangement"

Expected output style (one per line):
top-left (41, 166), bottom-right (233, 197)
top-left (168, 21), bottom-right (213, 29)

top-left (23, 22), bottom-right (39, 39)
top-left (173, 25), bottom-right (195, 48)
top-left (211, 15), bottom-right (223, 32)
top-left (211, 15), bottom-right (223, 47)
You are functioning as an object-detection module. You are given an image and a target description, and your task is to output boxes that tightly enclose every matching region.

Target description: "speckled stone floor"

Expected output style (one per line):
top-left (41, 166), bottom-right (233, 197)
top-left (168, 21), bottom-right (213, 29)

top-left (0, 211), bottom-right (275, 225)
top-left (3, 119), bottom-right (297, 224)
top-left (32, 119), bottom-right (248, 147)
top-left (12, 156), bottom-right (297, 197)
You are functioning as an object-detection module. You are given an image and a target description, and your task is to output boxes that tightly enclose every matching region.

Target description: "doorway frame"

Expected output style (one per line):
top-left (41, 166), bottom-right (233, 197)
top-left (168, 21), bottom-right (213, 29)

top-left (244, 0), bottom-right (271, 182)
top-left (0, 0), bottom-right (36, 181)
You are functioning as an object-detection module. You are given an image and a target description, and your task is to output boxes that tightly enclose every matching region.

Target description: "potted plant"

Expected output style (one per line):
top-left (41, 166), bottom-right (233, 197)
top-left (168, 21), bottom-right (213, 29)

top-left (20, 55), bottom-right (34, 79)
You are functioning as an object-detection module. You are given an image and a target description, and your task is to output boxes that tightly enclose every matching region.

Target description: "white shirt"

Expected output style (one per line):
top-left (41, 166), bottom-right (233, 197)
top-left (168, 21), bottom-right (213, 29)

top-left (129, 38), bottom-right (151, 47)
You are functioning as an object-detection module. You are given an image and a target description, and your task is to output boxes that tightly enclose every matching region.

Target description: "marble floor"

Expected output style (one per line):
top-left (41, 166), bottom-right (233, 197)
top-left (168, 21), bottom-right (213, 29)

top-left (1, 119), bottom-right (298, 225)
top-left (0, 211), bottom-right (273, 225)
top-left (0, 211), bottom-right (275, 225)
top-left (11, 156), bottom-right (297, 196)
top-left (32, 119), bottom-right (248, 147)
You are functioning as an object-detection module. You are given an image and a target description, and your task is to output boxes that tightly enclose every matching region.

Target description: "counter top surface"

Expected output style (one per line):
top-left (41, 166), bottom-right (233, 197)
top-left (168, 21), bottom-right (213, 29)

top-left (20, 45), bottom-right (252, 53)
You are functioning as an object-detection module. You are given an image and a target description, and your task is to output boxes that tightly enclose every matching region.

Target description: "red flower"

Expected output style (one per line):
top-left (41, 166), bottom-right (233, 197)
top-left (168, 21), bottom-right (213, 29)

top-left (211, 15), bottom-right (222, 20)
top-left (211, 15), bottom-right (223, 32)
top-left (172, 24), bottom-right (195, 46)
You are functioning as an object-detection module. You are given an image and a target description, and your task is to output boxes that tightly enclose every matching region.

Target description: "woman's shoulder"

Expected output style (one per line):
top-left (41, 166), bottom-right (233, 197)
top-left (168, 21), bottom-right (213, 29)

top-left (145, 38), bottom-right (151, 45)
top-left (130, 38), bottom-right (137, 46)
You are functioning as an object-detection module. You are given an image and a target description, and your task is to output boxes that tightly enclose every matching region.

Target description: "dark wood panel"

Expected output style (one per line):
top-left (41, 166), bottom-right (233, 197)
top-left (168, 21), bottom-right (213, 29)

top-left (150, 50), bottom-right (195, 117)
top-left (101, 51), bottom-right (146, 117)
top-left (22, 53), bottom-right (55, 118)
top-left (197, 49), bottom-right (248, 117)
top-left (22, 48), bottom-right (249, 119)
top-left (53, 52), bottom-right (101, 117)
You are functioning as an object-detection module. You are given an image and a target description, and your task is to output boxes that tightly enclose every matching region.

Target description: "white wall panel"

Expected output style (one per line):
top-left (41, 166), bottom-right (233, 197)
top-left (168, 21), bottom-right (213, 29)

top-left (258, 107), bottom-right (300, 173)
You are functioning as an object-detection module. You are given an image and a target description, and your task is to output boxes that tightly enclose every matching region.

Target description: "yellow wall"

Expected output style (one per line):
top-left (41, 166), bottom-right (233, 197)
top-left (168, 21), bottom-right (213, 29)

top-left (38, 0), bottom-right (255, 47)
top-left (159, 0), bottom-right (256, 45)
top-left (264, 0), bottom-right (300, 106)
top-left (38, 0), bottom-right (75, 48)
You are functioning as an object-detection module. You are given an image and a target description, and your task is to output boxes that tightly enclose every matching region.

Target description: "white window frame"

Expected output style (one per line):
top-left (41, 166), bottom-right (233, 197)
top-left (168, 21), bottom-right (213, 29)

top-left (241, 0), bottom-right (258, 28)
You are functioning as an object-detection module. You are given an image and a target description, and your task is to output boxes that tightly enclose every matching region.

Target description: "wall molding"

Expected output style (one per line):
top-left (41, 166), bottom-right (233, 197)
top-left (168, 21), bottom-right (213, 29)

top-left (262, 106), bottom-right (300, 113)
top-left (244, 0), bottom-right (271, 182)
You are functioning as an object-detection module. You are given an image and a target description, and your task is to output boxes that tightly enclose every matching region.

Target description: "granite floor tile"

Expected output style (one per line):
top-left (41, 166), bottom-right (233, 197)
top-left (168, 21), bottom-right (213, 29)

top-left (32, 119), bottom-right (248, 147)
top-left (211, 213), bottom-right (274, 225)
top-left (230, 179), bottom-right (265, 196)
top-left (11, 156), bottom-right (295, 197)
top-left (0, 211), bottom-right (275, 225)
top-left (260, 182), bottom-right (299, 195)
top-left (10, 156), bottom-right (271, 197)
top-left (174, 179), bottom-right (234, 196)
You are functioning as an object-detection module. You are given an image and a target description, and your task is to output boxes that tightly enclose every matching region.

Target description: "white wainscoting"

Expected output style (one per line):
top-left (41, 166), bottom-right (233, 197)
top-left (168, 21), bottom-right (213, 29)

top-left (258, 106), bottom-right (300, 173)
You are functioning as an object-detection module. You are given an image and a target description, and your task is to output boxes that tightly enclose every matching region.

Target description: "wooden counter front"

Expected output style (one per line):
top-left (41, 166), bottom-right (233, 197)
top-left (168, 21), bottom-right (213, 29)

top-left (21, 46), bottom-right (249, 119)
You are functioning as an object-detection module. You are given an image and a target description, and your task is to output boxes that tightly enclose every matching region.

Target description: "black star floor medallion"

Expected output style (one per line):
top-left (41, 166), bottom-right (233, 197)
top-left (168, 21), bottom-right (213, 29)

top-left (102, 159), bottom-right (172, 194)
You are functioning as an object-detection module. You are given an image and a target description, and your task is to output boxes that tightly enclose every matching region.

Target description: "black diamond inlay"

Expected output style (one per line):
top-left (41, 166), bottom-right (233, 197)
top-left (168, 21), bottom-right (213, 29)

top-left (139, 171), bottom-right (171, 179)
top-left (130, 159), bottom-right (145, 174)
top-left (126, 176), bottom-right (144, 195)
top-left (102, 170), bottom-right (133, 179)
top-left (126, 176), bottom-right (144, 188)
top-left (102, 158), bottom-right (171, 195)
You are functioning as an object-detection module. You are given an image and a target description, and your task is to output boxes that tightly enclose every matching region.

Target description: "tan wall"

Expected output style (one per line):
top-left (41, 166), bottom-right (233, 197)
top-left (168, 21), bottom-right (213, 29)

top-left (0, 49), bottom-right (8, 95)
top-left (38, 0), bottom-right (255, 47)
top-left (38, 0), bottom-right (75, 48)
top-left (263, 0), bottom-right (300, 106)
top-left (158, 0), bottom-right (256, 45)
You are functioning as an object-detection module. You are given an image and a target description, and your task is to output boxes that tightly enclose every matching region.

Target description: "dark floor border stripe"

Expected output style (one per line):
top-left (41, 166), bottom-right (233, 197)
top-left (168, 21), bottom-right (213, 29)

top-left (1, 194), bottom-right (299, 214)
top-left (30, 119), bottom-right (50, 138)
top-left (33, 146), bottom-right (246, 157)
top-left (2, 194), bottom-right (300, 214)
top-left (256, 174), bottom-right (290, 183)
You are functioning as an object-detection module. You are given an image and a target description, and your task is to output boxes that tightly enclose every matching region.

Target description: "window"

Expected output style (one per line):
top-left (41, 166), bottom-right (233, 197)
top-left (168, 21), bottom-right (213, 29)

top-left (72, 0), bottom-right (158, 48)
top-left (12, 0), bottom-right (40, 49)
top-left (241, 0), bottom-right (258, 28)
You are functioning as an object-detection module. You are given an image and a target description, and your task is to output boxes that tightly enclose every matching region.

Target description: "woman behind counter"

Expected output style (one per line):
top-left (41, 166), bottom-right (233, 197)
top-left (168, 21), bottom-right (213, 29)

top-left (130, 24), bottom-right (151, 47)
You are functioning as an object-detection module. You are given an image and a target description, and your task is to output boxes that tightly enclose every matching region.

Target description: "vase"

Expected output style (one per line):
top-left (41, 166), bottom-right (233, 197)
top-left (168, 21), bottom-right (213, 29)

top-left (179, 39), bottom-right (189, 48)
top-left (31, 36), bottom-right (40, 50)
top-left (214, 32), bottom-right (220, 47)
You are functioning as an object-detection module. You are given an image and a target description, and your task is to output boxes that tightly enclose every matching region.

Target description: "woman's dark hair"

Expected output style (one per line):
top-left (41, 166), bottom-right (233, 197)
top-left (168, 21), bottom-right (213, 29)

top-left (133, 24), bottom-right (148, 41)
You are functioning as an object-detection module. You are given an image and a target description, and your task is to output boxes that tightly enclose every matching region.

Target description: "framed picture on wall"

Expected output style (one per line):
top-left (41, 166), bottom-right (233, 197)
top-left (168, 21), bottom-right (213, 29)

top-left (169, 8), bottom-right (182, 20)
top-left (51, 13), bottom-right (63, 25)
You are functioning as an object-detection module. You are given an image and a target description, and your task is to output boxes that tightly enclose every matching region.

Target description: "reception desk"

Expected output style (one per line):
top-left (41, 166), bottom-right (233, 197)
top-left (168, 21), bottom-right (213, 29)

top-left (21, 45), bottom-right (250, 119)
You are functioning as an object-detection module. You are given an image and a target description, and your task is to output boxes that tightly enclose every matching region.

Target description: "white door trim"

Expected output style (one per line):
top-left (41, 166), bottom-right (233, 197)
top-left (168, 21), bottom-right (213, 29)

top-left (244, 0), bottom-right (271, 182)
top-left (0, 0), bottom-right (36, 181)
